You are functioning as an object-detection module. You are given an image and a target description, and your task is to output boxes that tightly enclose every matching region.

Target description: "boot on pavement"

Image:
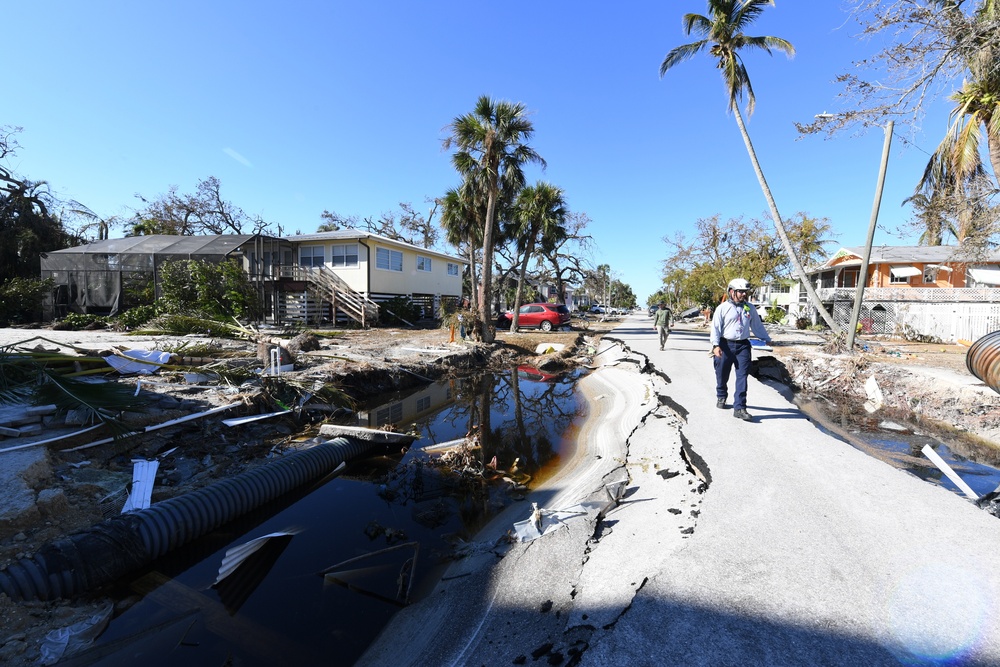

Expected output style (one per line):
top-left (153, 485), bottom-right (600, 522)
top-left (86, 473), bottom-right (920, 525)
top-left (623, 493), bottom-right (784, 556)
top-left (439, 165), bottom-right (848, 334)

top-left (733, 409), bottom-right (753, 421)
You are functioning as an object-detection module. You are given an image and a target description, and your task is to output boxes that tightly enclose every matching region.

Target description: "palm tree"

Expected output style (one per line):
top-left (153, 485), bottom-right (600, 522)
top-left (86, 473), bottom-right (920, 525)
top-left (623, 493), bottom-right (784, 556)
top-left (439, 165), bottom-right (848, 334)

top-left (916, 1), bottom-right (1000, 238)
top-left (509, 182), bottom-right (568, 330)
top-left (440, 182), bottom-right (486, 314)
top-left (903, 191), bottom-right (954, 246)
top-left (659, 0), bottom-right (837, 330)
top-left (444, 96), bottom-right (545, 342)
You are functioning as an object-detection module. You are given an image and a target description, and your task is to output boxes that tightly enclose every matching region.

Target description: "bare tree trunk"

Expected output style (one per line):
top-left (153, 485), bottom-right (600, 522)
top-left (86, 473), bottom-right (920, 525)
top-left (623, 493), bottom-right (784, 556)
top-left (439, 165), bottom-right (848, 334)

top-left (468, 243), bottom-right (479, 314)
top-left (510, 238), bottom-right (535, 331)
top-left (732, 106), bottom-right (838, 331)
top-left (480, 191), bottom-right (498, 343)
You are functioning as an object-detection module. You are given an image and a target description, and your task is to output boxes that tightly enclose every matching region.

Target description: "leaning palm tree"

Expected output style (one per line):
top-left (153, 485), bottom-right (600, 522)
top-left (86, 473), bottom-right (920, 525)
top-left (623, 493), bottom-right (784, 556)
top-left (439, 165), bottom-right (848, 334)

top-left (444, 96), bottom-right (545, 343)
top-left (915, 1), bottom-right (1000, 248)
top-left (659, 0), bottom-right (837, 330)
top-left (941, 0), bottom-right (1000, 188)
top-left (509, 182), bottom-right (568, 330)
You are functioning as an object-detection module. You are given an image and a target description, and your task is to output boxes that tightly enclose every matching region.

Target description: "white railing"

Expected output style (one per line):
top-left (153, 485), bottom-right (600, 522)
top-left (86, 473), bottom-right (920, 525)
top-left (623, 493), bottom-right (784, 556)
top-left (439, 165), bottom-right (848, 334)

top-left (812, 287), bottom-right (1000, 303)
top-left (281, 265), bottom-right (380, 327)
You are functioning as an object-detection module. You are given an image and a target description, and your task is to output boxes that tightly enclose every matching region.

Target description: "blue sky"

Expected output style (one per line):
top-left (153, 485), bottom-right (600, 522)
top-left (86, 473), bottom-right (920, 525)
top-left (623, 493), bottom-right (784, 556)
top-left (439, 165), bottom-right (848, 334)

top-left (3, 1), bottom-right (957, 302)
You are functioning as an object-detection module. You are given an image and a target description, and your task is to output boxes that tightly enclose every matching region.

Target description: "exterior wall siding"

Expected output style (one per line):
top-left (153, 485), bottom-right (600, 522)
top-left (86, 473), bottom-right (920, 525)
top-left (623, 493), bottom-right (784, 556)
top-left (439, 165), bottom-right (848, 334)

top-left (367, 244), bottom-right (462, 296)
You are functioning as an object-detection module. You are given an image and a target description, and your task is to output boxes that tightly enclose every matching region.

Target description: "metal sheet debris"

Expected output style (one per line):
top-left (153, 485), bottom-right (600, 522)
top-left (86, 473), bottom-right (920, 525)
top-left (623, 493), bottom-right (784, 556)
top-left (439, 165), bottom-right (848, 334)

top-left (103, 350), bottom-right (173, 375)
top-left (122, 459), bottom-right (160, 513)
top-left (213, 531), bottom-right (299, 586)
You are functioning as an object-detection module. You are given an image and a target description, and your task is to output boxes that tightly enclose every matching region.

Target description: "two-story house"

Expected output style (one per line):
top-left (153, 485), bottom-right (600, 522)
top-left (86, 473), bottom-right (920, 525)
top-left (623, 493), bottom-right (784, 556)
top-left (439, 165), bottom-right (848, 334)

top-left (39, 230), bottom-right (468, 326)
top-left (803, 245), bottom-right (1000, 342)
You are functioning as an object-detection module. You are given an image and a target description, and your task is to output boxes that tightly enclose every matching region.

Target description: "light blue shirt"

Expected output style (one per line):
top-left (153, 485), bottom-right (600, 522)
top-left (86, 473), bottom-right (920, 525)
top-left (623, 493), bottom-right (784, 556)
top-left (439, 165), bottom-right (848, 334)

top-left (710, 299), bottom-right (771, 347)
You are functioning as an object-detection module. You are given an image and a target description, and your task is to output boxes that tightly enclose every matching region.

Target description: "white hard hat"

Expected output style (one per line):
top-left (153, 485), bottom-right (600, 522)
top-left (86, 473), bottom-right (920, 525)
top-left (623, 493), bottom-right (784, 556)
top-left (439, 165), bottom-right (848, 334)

top-left (728, 278), bottom-right (751, 291)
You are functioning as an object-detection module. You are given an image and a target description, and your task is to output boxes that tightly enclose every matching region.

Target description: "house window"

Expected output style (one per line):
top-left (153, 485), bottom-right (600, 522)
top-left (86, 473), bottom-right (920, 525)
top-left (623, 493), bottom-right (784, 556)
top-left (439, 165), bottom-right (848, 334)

top-left (889, 265), bottom-right (920, 284)
top-left (376, 247), bottom-right (403, 272)
top-left (375, 402), bottom-right (403, 427)
top-left (967, 266), bottom-right (1000, 287)
top-left (841, 269), bottom-right (858, 289)
top-left (922, 266), bottom-right (938, 283)
top-left (416, 396), bottom-right (431, 412)
top-left (447, 262), bottom-right (460, 276)
top-left (416, 256), bottom-right (432, 272)
top-left (772, 284), bottom-right (790, 294)
top-left (300, 246), bottom-right (324, 267)
top-left (330, 244), bottom-right (359, 268)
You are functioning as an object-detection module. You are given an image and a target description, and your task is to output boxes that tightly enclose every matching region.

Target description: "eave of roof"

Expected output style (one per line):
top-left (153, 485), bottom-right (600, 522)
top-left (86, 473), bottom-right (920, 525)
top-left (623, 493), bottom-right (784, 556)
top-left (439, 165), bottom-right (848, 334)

top-left (283, 229), bottom-right (468, 264)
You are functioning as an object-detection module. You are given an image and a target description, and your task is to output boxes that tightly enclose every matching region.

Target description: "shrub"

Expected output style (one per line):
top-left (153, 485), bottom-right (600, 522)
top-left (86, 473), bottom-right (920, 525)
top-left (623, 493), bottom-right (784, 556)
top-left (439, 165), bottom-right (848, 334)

top-left (54, 312), bottom-right (108, 330)
top-left (159, 259), bottom-right (261, 321)
top-left (112, 304), bottom-right (158, 331)
top-left (0, 277), bottom-right (53, 325)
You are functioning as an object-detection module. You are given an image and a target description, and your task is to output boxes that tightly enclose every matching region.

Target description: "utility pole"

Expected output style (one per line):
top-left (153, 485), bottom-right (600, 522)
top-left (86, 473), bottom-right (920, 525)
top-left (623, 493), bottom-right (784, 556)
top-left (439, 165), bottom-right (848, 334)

top-left (846, 121), bottom-right (894, 352)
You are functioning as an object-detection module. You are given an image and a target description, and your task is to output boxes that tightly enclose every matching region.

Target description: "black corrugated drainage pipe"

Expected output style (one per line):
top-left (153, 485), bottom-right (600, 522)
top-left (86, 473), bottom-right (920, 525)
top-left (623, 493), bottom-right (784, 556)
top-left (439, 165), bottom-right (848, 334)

top-left (0, 437), bottom-right (377, 602)
top-left (967, 330), bottom-right (1000, 395)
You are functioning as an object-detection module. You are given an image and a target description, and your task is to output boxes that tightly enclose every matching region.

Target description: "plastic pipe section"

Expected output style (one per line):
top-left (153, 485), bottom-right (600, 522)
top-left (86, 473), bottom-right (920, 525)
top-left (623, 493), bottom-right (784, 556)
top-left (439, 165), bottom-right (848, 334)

top-left (0, 437), bottom-right (376, 602)
top-left (966, 330), bottom-right (1000, 395)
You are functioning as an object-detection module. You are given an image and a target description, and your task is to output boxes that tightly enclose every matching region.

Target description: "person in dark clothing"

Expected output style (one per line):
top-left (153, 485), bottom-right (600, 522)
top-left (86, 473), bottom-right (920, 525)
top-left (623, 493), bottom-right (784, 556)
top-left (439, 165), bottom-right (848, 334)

top-left (710, 278), bottom-right (772, 421)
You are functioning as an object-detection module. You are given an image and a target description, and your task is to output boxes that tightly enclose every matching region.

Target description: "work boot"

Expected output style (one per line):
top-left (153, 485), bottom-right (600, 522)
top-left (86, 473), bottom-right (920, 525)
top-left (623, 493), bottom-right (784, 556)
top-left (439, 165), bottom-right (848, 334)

top-left (716, 398), bottom-right (726, 409)
top-left (733, 409), bottom-right (753, 421)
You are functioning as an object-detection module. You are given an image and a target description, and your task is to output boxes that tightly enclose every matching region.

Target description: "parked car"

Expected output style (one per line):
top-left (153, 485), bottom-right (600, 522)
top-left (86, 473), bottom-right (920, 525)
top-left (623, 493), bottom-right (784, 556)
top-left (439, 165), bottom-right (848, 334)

top-left (648, 305), bottom-right (659, 317)
top-left (497, 303), bottom-right (572, 331)
top-left (590, 305), bottom-right (606, 315)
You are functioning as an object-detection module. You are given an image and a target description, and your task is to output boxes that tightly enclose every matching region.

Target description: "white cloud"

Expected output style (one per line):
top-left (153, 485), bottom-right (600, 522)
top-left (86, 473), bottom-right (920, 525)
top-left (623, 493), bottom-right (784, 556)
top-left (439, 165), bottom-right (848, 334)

top-left (223, 147), bottom-right (253, 168)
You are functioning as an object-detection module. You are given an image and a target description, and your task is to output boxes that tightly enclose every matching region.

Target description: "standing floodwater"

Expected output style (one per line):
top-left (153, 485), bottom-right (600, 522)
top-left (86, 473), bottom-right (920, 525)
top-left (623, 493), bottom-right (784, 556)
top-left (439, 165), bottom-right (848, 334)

top-left (798, 397), bottom-right (1000, 501)
top-left (69, 366), bottom-right (587, 666)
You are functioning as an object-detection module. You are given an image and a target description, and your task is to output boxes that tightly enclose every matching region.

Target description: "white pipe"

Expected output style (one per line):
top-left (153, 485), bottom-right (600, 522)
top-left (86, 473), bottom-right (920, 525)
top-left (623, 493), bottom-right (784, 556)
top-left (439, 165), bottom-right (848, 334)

top-left (921, 444), bottom-right (979, 501)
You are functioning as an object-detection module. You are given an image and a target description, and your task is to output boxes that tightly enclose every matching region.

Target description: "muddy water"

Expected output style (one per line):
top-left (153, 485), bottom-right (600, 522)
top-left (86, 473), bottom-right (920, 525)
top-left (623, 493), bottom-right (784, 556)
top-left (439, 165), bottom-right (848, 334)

top-left (77, 367), bottom-right (587, 666)
top-left (797, 396), bottom-right (1000, 501)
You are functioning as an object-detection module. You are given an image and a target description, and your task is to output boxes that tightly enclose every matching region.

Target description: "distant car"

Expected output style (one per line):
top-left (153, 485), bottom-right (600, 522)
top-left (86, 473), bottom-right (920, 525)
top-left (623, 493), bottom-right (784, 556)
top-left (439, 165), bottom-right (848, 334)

top-left (648, 305), bottom-right (659, 317)
top-left (590, 305), bottom-right (606, 314)
top-left (498, 303), bottom-right (572, 332)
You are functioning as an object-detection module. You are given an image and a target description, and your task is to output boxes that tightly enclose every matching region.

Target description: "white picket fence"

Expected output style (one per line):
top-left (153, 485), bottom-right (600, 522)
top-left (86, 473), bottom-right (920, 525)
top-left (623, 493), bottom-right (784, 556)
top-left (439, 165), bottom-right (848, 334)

top-left (892, 302), bottom-right (1000, 343)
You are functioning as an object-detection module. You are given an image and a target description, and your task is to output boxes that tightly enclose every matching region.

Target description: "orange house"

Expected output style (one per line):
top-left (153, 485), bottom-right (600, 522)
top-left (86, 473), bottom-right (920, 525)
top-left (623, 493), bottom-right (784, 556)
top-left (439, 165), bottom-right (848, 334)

top-left (802, 246), bottom-right (1000, 341)
top-left (809, 246), bottom-right (1000, 291)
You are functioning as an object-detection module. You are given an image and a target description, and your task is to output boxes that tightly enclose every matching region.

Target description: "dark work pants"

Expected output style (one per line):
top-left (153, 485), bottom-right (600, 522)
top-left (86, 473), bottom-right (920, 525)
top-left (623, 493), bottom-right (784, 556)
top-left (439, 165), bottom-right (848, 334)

top-left (714, 338), bottom-right (751, 411)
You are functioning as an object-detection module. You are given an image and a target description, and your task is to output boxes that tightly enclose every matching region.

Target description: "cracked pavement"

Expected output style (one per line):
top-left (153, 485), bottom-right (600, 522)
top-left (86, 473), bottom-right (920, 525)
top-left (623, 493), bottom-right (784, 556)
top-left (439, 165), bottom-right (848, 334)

top-left (359, 314), bottom-right (1000, 666)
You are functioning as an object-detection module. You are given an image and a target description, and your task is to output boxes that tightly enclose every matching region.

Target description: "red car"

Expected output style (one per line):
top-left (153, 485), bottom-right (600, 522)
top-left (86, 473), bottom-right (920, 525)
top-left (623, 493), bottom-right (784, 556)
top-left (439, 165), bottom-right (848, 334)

top-left (497, 303), bottom-right (571, 332)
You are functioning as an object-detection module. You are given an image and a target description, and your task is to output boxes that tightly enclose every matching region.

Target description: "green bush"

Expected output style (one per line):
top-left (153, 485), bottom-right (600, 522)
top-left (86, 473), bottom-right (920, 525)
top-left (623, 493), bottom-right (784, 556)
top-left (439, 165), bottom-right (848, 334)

top-left (159, 258), bottom-right (261, 321)
top-left (763, 307), bottom-right (786, 325)
top-left (0, 278), bottom-right (53, 325)
top-left (112, 304), bottom-right (158, 331)
top-left (54, 312), bottom-right (108, 330)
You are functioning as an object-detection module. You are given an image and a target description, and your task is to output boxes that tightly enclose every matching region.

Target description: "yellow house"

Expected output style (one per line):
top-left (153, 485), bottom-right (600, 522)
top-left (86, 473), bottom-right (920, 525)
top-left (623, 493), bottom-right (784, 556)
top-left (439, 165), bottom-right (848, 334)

top-left (281, 230), bottom-right (468, 322)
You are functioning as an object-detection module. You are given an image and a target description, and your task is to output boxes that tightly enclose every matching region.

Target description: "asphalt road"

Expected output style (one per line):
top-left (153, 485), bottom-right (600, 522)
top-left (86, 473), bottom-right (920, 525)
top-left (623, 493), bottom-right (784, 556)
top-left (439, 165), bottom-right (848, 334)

top-left (360, 314), bottom-right (1000, 666)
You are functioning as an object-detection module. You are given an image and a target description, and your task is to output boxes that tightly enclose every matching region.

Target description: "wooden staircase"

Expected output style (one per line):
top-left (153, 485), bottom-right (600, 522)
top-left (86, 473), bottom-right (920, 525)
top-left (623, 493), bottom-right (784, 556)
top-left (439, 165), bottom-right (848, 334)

top-left (287, 265), bottom-right (380, 327)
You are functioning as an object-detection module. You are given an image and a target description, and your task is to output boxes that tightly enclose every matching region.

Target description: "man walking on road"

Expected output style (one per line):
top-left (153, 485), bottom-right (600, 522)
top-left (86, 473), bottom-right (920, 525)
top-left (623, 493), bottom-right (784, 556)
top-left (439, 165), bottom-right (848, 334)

top-left (653, 302), bottom-right (671, 351)
top-left (710, 278), bottom-right (772, 421)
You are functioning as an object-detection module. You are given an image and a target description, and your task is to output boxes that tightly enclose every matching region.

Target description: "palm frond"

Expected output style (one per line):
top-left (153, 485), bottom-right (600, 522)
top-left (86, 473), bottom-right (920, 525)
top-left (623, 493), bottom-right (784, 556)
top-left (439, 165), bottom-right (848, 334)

top-left (33, 371), bottom-right (149, 435)
top-left (660, 41), bottom-right (709, 77)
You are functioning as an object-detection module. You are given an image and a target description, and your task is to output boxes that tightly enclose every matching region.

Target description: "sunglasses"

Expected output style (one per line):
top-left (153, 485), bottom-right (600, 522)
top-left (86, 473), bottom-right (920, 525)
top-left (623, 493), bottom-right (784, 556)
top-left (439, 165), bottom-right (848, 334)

top-left (733, 289), bottom-right (749, 294)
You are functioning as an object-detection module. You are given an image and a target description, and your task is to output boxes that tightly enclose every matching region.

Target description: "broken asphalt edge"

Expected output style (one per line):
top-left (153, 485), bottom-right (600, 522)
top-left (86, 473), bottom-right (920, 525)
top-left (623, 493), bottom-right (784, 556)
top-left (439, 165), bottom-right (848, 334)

top-left (355, 335), bottom-right (704, 666)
